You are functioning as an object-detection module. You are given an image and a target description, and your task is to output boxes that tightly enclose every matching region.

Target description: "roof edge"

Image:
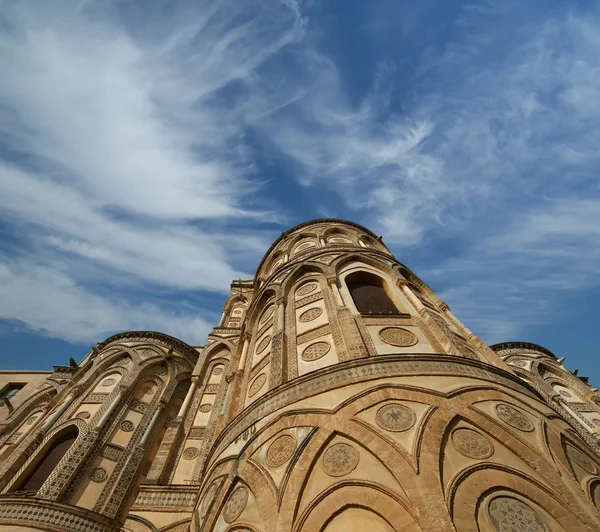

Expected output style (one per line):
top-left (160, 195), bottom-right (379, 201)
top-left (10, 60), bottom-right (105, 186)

top-left (490, 341), bottom-right (555, 358)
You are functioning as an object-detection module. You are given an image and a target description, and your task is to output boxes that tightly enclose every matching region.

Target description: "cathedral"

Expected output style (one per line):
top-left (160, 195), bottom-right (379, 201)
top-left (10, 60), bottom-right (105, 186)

top-left (1, 218), bottom-right (600, 532)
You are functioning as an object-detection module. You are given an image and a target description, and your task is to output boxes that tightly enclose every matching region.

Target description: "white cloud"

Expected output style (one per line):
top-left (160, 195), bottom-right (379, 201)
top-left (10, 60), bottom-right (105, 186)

top-left (0, 0), bottom-right (303, 343)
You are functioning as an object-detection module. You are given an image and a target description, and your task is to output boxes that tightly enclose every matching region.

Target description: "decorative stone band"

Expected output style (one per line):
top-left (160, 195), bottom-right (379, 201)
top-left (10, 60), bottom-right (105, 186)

top-left (0, 497), bottom-right (119, 532)
top-left (207, 354), bottom-right (538, 465)
top-left (132, 487), bottom-right (199, 510)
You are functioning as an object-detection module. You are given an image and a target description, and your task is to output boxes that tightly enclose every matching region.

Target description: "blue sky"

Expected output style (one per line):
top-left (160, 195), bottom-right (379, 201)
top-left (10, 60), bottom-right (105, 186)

top-left (0, 1), bottom-right (599, 382)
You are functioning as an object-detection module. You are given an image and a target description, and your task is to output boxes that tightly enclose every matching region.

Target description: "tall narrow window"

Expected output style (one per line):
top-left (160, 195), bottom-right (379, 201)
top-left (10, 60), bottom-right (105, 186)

top-left (346, 272), bottom-right (399, 315)
top-left (16, 427), bottom-right (78, 492)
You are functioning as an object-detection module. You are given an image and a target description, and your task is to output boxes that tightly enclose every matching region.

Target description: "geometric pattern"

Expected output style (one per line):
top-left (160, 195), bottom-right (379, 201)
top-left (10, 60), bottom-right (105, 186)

top-left (451, 428), bottom-right (494, 459)
top-left (488, 497), bottom-right (546, 531)
top-left (376, 403), bottom-right (415, 432)
top-left (266, 434), bottom-right (297, 467)
top-left (495, 404), bottom-right (534, 432)
top-left (322, 442), bottom-right (359, 477)
top-left (223, 486), bottom-right (249, 523)
top-left (379, 327), bottom-right (418, 347)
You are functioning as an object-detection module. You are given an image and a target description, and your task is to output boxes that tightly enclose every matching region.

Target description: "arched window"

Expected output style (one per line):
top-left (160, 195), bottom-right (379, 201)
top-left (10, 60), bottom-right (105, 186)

top-left (346, 272), bottom-right (399, 315)
top-left (16, 427), bottom-right (78, 492)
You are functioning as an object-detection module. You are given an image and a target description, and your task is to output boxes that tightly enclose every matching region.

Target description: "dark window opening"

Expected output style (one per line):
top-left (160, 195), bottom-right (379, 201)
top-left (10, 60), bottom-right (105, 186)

top-left (0, 384), bottom-right (25, 401)
top-left (347, 272), bottom-right (400, 315)
top-left (16, 428), bottom-right (78, 493)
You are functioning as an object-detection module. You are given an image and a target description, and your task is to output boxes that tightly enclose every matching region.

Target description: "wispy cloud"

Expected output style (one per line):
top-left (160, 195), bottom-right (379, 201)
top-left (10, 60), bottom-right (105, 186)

top-left (0, 0), bottom-right (303, 343)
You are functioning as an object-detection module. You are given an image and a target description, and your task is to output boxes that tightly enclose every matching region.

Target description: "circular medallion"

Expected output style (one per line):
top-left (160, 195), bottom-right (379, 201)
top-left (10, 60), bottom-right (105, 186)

top-left (301, 342), bottom-right (331, 362)
top-left (259, 305), bottom-right (275, 324)
top-left (199, 403), bottom-right (212, 413)
top-left (101, 378), bottom-right (116, 387)
top-left (495, 404), bottom-right (534, 432)
top-left (75, 411), bottom-right (91, 420)
top-left (255, 335), bottom-right (271, 355)
top-left (299, 307), bottom-right (323, 322)
top-left (212, 366), bottom-right (224, 375)
top-left (89, 467), bottom-right (107, 483)
top-left (559, 389), bottom-right (572, 398)
top-left (26, 416), bottom-right (38, 425)
top-left (567, 445), bottom-right (598, 474)
top-left (376, 403), bottom-right (415, 432)
top-left (592, 418), bottom-right (600, 427)
top-left (144, 386), bottom-right (155, 396)
top-left (223, 486), bottom-right (249, 523)
top-left (140, 349), bottom-right (154, 358)
top-left (322, 442), bottom-right (359, 477)
top-left (183, 447), bottom-right (199, 460)
top-left (295, 242), bottom-right (314, 253)
top-left (452, 428), bottom-right (493, 459)
top-left (155, 365), bottom-right (167, 376)
top-left (120, 420), bottom-right (134, 432)
top-left (266, 434), bottom-right (297, 467)
top-left (379, 327), bottom-right (418, 347)
top-left (329, 237), bottom-right (350, 243)
top-left (248, 374), bottom-right (267, 397)
top-left (489, 497), bottom-right (546, 532)
top-left (199, 480), bottom-right (220, 519)
top-left (296, 283), bottom-right (317, 297)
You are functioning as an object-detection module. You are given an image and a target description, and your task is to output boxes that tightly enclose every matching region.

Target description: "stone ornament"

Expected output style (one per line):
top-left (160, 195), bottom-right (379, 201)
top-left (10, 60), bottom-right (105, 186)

top-left (559, 390), bottom-right (572, 398)
top-left (495, 404), bottom-right (534, 432)
top-left (296, 283), bottom-right (318, 297)
top-left (301, 341), bottom-right (331, 362)
top-left (26, 416), bottom-right (38, 425)
top-left (183, 447), bottom-right (199, 460)
top-left (255, 335), bottom-right (271, 355)
top-left (592, 418), bottom-right (600, 427)
top-left (199, 403), bottom-right (212, 413)
top-left (75, 411), bottom-right (91, 420)
top-left (488, 497), bottom-right (546, 532)
top-left (322, 442), bottom-right (359, 477)
top-left (199, 480), bottom-right (220, 519)
top-left (140, 349), bottom-right (154, 358)
top-left (451, 428), bottom-right (494, 459)
top-left (567, 444), bottom-right (598, 474)
top-left (299, 307), bottom-right (323, 322)
top-left (248, 373), bottom-right (267, 397)
top-left (144, 386), bottom-right (155, 396)
top-left (223, 485), bottom-right (249, 523)
top-left (378, 327), bottom-right (418, 347)
top-left (89, 467), bottom-right (108, 483)
top-left (101, 378), bottom-right (116, 387)
top-left (511, 360), bottom-right (528, 368)
top-left (212, 366), bottom-right (224, 375)
top-left (120, 420), bottom-right (134, 432)
top-left (376, 403), bottom-right (416, 432)
top-left (266, 434), bottom-right (297, 467)
top-left (259, 306), bottom-right (275, 324)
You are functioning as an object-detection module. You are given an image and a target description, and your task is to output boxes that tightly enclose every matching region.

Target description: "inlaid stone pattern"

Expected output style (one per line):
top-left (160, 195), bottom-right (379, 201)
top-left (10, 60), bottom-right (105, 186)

top-left (266, 434), bottom-right (297, 467)
top-left (592, 418), bottom-right (600, 427)
top-left (248, 373), bottom-right (267, 397)
top-left (183, 447), bottom-right (199, 460)
top-left (89, 467), bottom-right (107, 483)
top-left (567, 444), bottom-right (598, 474)
top-left (260, 306), bottom-right (275, 325)
top-left (26, 416), bottom-right (38, 425)
top-left (255, 335), bottom-right (271, 354)
top-left (101, 378), bottom-right (116, 387)
top-left (322, 442), bottom-right (359, 477)
top-left (199, 480), bottom-right (220, 519)
top-left (379, 327), bottom-right (418, 347)
top-left (120, 420), bottom-right (134, 432)
top-left (299, 307), bottom-right (323, 323)
top-left (212, 367), bottom-right (224, 375)
top-left (495, 404), bottom-right (534, 432)
top-left (488, 497), bottom-right (546, 532)
top-left (144, 386), bottom-right (155, 396)
top-left (452, 428), bottom-right (493, 459)
top-left (296, 283), bottom-right (318, 297)
top-left (376, 403), bottom-right (415, 432)
top-left (301, 341), bottom-right (331, 362)
top-left (223, 485), bottom-right (249, 523)
top-left (559, 390), bottom-right (573, 398)
top-left (199, 403), bottom-right (212, 413)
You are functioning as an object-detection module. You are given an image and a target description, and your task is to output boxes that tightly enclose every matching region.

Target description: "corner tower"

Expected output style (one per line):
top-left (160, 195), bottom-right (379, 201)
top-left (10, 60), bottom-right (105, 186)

top-left (191, 219), bottom-right (600, 532)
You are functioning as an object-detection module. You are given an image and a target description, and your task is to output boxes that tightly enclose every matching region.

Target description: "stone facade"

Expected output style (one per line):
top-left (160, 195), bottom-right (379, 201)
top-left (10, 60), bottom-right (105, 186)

top-left (0, 218), bottom-right (599, 531)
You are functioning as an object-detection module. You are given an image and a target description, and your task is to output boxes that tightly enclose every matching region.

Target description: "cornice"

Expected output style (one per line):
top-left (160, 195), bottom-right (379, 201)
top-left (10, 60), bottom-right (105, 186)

top-left (96, 331), bottom-right (200, 361)
top-left (255, 218), bottom-right (382, 276)
top-left (490, 341), bottom-right (555, 358)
